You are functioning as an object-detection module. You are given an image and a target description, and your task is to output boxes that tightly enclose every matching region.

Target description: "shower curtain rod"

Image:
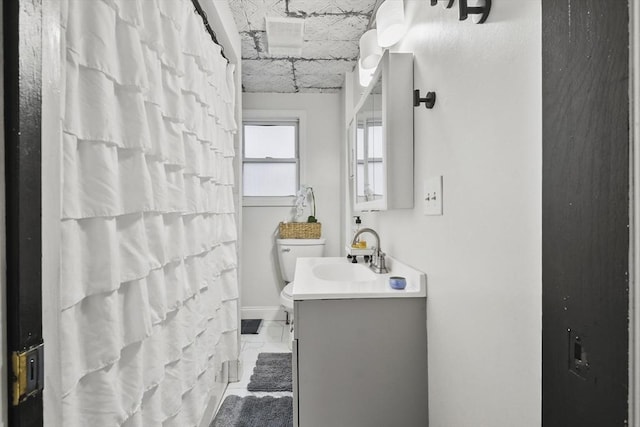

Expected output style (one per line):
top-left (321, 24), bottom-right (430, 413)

top-left (191, 0), bottom-right (229, 63)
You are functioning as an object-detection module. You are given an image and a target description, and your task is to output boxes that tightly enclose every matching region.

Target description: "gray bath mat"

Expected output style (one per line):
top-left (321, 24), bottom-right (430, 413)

top-left (211, 395), bottom-right (292, 427)
top-left (247, 353), bottom-right (292, 392)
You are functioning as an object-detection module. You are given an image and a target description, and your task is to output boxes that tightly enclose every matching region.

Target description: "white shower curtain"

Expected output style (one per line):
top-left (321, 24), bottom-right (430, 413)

top-left (59, 0), bottom-right (239, 425)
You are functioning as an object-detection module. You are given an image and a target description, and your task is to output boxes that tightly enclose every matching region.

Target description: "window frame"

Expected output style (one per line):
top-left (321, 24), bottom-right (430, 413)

top-left (242, 110), bottom-right (307, 207)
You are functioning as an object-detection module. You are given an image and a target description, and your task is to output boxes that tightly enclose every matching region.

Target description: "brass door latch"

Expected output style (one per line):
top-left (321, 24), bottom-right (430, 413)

top-left (11, 343), bottom-right (44, 406)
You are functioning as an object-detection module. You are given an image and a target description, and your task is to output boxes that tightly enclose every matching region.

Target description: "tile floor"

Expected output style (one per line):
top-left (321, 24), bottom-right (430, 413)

top-left (221, 320), bottom-right (293, 400)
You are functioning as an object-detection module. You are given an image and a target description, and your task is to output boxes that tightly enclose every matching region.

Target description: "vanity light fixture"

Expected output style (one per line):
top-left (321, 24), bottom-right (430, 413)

top-left (358, 60), bottom-right (376, 88)
top-left (459, 0), bottom-right (491, 24)
top-left (414, 90), bottom-right (436, 109)
top-left (359, 29), bottom-right (383, 70)
top-left (376, 0), bottom-right (408, 48)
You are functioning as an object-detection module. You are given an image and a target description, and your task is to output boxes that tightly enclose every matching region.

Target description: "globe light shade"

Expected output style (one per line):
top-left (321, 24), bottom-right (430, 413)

top-left (358, 60), bottom-right (376, 88)
top-left (359, 29), bottom-right (382, 70)
top-left (376, 0), bottom-right (407, 48)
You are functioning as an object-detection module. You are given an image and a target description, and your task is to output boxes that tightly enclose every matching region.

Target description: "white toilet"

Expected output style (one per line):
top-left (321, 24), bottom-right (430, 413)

top-left (276, 238), bottom-right (326, 323)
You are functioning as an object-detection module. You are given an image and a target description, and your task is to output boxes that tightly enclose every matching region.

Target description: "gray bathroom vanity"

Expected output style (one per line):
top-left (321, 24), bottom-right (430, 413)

top-left (292, 257), bottom-right (428, 427)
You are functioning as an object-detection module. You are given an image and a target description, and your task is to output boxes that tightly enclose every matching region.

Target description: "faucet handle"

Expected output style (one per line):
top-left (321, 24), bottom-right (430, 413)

top-left (377, 252), bottom-right (388, 274)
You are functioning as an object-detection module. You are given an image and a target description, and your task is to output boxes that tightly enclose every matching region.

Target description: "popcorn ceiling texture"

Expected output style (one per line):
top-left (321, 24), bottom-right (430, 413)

top-left (229, 0), bottom-right (377, 93)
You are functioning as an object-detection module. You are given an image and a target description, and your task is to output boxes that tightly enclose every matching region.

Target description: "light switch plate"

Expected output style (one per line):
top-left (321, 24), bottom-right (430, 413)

top-left (424, 176), bottom-right (443, 215)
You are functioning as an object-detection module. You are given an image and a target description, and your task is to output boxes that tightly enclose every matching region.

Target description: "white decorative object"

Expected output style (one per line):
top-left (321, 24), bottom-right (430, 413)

top-left (294, 185), bottom-right (317, 222)
top-left (376, 0), bottom-right (408, 47)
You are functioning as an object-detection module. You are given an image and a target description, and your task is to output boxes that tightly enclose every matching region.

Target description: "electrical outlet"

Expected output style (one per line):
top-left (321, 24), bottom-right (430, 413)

top-left (424, 176), bottom-right (443, 216)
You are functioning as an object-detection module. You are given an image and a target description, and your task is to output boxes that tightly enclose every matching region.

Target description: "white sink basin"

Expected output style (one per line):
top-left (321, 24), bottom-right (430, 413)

top-left (312, 262), bottom-right (376, 282)
top-left (293, 257), bottom-right (427, 300)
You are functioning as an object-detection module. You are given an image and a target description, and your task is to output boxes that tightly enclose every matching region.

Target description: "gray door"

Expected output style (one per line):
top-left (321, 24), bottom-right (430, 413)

top-left (542, 1), bottom-right (629, 425)
top-left (4, 0), bottom-right (45, 425)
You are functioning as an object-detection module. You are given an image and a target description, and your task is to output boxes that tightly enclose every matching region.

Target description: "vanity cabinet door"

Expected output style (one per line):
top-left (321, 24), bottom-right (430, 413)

top-left (294, 298), bottom-right (428, 427)
top-left (292, 338), bottom-right (299, 427)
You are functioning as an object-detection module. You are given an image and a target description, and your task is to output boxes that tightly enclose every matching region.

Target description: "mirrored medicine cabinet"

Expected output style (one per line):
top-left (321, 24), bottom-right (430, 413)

top-left (350, 51), bottom-right (414, 211)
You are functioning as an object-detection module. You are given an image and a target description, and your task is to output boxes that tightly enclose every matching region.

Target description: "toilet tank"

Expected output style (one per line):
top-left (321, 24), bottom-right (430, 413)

top-left (276, 238), bottom-right (326, 282)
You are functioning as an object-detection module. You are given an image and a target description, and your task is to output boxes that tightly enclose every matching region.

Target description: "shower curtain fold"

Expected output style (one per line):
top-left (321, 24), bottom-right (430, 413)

top-left (60, 0), bottom-right (239, 425)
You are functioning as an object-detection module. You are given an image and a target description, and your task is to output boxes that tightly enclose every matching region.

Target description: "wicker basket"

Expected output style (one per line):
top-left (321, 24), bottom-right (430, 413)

top-left (279, 222), bottom-right (322, 239)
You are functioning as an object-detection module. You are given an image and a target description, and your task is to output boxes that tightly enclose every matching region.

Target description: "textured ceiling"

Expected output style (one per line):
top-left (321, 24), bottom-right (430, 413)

top-left (228, 0), bottom-right (377, 93)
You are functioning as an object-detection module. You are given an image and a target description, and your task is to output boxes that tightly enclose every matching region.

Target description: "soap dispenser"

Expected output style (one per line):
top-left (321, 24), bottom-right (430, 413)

top-left (352, 216), bottom-right (366, 248)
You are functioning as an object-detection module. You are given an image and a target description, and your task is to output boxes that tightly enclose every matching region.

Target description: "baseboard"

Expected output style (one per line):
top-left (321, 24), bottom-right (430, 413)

top-left (227, 359), bottom-right (240, 382)
top-left (241, 306), bottom-right (286, 321)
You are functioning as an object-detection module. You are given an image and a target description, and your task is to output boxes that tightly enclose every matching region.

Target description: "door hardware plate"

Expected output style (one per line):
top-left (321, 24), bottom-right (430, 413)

top-left (11, 343), bottom-right (45, 406)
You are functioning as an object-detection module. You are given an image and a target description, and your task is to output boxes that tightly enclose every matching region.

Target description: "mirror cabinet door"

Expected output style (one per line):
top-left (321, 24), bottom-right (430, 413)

top-left (351, 51), bottom-right (413, 212)
top-left (355, 111), bottom-right (365, 203)
top-left (355, 92), bottom-right (367, 204)
top-left (354, 74), bottom-right (384, 205)
top-left (368, 77), bottom-right (383, 202)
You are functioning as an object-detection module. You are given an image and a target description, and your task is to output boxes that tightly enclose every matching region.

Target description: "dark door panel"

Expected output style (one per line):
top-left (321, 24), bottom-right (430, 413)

top-left (4, 0), bottom-right (44, 424)
top-left (542, 0), bottom-right (629, 426)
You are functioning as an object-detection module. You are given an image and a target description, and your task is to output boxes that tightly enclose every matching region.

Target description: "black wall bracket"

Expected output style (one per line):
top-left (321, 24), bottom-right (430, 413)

top-left (430, 0), bottom-right (490, 23)
top-left (430, 0), bottom-right (455, 8)
top-left (414, 90), bottom-right (436, 109)
top-left (459, 0), bottom-right (491, 24)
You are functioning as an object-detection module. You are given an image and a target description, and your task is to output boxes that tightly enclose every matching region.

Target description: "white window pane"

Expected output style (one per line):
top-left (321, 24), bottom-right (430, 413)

top-left (244, 163), bottom-right (297, 196)
top-left (356, 163), bottom-right (365, 198)
top-left (356, 127), bottom-right (365, 160)
top-left (369, 162), bottom-right (384, 199)
top-left (245, 125), bottom-right (296, 158)
top-left (368, 124), bottom-right (383, 159)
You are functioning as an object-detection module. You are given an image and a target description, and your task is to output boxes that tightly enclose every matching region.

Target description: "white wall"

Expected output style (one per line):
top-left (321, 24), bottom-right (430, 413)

top-left (205, 1), bottom-right (242, 63)
top-left (346, 1), bottom-right (542, 426)
top-left (42, 1), bottom-right (63, 425)
top-left (241, 93), bottom-right (342, 317)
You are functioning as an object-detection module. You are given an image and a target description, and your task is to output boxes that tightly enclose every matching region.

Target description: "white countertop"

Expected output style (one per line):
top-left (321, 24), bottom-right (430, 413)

top-left (293, 256), bottom-right (427, 300)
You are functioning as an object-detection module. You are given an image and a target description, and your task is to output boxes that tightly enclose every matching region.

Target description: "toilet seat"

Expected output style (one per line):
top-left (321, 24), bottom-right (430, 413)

top-left (280, 282), bottom-right (294, 310)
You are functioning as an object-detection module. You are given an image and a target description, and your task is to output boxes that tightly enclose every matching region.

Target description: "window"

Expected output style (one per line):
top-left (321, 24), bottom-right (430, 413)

top-left (355, 118), bottom-right (383, 201)
top-left (243, 120), bottom-right (299, 199)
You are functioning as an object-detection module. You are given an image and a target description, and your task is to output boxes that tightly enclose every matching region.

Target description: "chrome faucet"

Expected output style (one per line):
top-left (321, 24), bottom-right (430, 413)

top-left (351, 228), bottom-right (388, 274)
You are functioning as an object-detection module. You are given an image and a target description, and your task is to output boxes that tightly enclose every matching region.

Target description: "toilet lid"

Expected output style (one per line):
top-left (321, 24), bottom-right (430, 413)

top-left (283, 282), bottom-right (294, 298)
